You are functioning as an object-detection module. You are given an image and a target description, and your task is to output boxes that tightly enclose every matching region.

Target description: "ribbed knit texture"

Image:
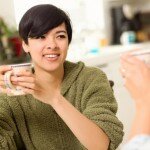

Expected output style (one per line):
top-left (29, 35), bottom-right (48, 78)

top-left (0, 61), bottom-right (123, 150)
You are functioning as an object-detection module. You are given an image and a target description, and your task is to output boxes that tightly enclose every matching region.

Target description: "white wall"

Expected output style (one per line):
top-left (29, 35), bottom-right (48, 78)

top-left (13, 0), bottom-right (105, 29)
top-left (0, 0), bottom-right (16, 28)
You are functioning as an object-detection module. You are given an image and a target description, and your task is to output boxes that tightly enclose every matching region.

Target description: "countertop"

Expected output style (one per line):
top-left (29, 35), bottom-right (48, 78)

top-left (66, 42), bottom-right (150, 67)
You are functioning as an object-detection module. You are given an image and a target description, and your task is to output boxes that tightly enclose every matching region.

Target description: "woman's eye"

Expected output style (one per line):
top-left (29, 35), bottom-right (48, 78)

top-left (57, 35), bottom-right (66, 39)
top-left (39, 35), bottom-right (45, 39)
top-left (35, 35), bottom-right (45, 39)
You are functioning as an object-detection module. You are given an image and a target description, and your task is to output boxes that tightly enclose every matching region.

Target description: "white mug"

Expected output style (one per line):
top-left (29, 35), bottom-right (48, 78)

top-left (4, 63), bottom-right (32, 96)
top-left (130, 48), bottom-right (150, 65)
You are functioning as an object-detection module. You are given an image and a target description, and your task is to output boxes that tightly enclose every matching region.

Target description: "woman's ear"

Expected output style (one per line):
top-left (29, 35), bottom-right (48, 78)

top-left (22, 41), bottom-right (29, 53)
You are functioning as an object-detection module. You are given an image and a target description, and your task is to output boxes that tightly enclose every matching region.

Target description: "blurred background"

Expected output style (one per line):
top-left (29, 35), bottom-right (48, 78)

top-left (0, 0), bottom-right (150, 149)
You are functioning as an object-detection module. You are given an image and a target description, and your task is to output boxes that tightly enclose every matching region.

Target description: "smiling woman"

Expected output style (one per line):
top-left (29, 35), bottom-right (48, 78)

top-left (0, 4), bottom-right (123, 150)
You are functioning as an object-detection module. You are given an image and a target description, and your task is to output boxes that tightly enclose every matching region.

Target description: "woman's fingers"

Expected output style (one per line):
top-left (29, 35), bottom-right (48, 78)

top-left (14, 74), bottom-right (37, 90)
top-left (0, 65), bottom-right (12, 74)
top-left (0, 73), bottom-right (18, 89)
top-left (0, 81), bottom-right (7, 89)
top-left (0, 75), bottom-right (5, 81)
top-left (12, 70), bottom-right (32, 77)
top-left (10, 72), bottom-right (35, 87)
top-left (0, 87), bottom-right (10, 94)
top-left (14, 76), bottom-right (35, 83)
top-left (0, 72), bottom-right (34, 90)
top-left (0, 66), bottom-right (13, 90)
top-left (0, 66), bottom-right (35, 95)
top-left (16, 86), bottom-right (36, 95)
top-left (16, 82), bottom-right (36, 90)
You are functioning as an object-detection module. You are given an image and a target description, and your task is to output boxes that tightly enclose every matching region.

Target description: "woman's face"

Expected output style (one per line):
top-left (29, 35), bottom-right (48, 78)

top-left (23, 23), bottom-right (69, 73)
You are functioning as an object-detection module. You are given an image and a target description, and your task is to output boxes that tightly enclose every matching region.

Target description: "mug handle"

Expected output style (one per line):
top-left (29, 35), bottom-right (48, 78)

top-left (4, 71), bottom-right (16, 90)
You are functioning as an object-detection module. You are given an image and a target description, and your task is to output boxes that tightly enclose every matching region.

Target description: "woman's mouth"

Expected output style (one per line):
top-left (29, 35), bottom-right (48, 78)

top-left (43, 54), bottom-right (60, 61)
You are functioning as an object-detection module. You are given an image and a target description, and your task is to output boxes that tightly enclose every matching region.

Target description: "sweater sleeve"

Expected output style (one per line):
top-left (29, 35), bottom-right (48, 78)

top-left (81, 68), bottom-right (124, 150)
top-left (0, 94), bottom-right (18, 150)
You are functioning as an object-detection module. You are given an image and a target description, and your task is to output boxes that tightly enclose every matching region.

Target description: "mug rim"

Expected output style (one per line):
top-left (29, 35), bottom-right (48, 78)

top-left (9, 62), bottom-right (31, 68)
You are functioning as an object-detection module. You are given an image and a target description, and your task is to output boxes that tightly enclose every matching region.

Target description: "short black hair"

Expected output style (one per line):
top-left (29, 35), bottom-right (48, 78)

top-left (19, 4), bottom-right (72, 44)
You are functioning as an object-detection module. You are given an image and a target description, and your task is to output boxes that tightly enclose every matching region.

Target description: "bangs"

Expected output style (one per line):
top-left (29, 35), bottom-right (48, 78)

top-left (28, 13), bottom-right (65, 38)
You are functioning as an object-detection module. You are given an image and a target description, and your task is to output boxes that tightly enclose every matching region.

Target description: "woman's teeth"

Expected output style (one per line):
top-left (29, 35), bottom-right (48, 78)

top-left (44, 54), bottom-right (59, 58)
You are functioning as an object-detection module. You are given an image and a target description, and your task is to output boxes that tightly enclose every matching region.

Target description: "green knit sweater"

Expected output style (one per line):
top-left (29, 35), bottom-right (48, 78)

top-left (0, 61), bottom-right (123, 150)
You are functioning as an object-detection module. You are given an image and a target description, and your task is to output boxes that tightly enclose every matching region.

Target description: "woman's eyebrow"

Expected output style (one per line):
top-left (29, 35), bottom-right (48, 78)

top-left (56, 30), bottom-right (67, 34)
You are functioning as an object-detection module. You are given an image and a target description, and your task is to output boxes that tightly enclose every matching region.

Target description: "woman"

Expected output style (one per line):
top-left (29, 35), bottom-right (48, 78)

top-left (120, 53), bottom-right (150, 150)
top-left (0, 4), bottom-right (123, 150)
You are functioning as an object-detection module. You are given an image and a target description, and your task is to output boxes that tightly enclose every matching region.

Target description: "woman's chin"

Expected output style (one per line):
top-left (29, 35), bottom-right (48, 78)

top-left (43, 63), bottom-right (62, 73)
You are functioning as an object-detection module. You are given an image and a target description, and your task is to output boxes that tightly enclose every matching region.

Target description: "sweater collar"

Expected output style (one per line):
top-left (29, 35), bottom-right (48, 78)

top-left (61, 61), bottom-right (84, 95)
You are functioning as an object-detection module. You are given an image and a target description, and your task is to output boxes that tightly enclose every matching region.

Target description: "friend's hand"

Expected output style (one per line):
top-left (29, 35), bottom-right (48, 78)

top-left (120, 54), bottom-right (150, 109)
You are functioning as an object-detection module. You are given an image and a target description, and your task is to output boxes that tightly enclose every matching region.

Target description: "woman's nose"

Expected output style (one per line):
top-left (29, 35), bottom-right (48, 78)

top-left (46, 37), bottom-right (57, 50)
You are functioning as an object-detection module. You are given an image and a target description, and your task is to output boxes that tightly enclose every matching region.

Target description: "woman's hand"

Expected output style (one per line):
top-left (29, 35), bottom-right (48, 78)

top-left (13, 71), bottom-right (60, 105)
top-left (0, 65), bottom-right (12, 93)
top-left (120, 53), bottom-right (150, 109)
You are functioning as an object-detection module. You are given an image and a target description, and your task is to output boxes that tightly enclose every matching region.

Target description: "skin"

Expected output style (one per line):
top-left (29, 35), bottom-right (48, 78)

top-left (120, 53), bottom-right (150, 140)
top-left (0, 23), bottom-right (109, 150)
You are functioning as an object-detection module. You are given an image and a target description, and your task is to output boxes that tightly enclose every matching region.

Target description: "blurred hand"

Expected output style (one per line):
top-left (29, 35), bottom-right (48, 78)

top-left (120, 53), bottom-right (150, 109)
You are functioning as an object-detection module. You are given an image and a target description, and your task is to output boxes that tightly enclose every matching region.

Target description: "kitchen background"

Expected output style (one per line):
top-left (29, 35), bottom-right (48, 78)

top-left (0, 0), bottom-right (150, 149)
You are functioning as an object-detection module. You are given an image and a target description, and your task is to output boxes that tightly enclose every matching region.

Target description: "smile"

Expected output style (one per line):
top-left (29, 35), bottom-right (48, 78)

top-left (44, 54), bottom-right (60, 58)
